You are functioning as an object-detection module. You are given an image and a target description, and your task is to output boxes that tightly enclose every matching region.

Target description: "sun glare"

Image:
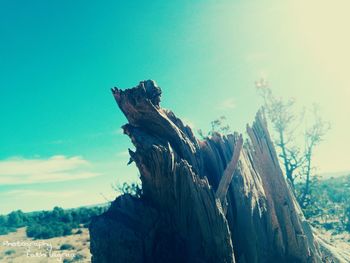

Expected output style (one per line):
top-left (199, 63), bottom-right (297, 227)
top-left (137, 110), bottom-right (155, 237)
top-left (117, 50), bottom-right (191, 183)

top-left (291, 0), bottom-right (350, 93)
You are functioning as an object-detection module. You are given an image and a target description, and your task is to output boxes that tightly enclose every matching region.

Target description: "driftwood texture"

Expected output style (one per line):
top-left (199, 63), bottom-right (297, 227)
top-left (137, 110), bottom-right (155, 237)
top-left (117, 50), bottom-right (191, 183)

top-left (89, 80), bottom-right (345, 263)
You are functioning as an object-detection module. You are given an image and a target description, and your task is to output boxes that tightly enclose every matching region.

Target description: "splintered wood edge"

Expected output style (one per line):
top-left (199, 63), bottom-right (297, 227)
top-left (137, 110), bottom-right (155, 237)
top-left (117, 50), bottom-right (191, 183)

top-left (216, 134), bottom-right (244, 203)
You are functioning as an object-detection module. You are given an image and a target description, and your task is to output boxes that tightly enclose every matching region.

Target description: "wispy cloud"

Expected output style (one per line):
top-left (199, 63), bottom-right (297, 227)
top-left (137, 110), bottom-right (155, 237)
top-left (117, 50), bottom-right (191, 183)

top-left (0, 189), bottom-right (81, 198)
top-left (217, 98), bottom-right (236, 110)
top-left (0, 156), bottom-right (99, 185)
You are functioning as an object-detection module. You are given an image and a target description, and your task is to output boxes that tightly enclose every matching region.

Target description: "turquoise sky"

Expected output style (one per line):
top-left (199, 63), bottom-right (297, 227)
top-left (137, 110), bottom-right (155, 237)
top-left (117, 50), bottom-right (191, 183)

top-left (1, 0), bottom-right (350, 213)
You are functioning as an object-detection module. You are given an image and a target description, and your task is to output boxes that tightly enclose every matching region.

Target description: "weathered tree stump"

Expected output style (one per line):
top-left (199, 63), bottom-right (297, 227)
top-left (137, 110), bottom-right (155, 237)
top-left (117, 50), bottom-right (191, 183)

top-left (89, 80), bottom-right (346, 263)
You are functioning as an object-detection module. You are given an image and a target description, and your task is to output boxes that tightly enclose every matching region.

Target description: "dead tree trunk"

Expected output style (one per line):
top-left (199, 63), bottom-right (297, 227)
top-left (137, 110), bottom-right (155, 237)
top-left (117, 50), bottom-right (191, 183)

top-left (89, 80), bottom-right (345, 263)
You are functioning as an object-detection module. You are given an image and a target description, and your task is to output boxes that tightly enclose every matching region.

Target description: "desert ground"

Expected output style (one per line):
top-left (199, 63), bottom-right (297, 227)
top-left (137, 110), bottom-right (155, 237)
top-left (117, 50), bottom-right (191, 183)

top-left (0, 227), bottom-right (91, 263)
top-left (1, 225), bottom-right (349, 263)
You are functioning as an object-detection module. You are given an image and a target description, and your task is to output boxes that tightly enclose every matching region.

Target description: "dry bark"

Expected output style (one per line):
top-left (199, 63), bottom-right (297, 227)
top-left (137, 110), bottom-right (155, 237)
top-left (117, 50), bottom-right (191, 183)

top-left (216, 134), bottom-right (243, 207)
top-left (89, 80), bottom-right (343, 263)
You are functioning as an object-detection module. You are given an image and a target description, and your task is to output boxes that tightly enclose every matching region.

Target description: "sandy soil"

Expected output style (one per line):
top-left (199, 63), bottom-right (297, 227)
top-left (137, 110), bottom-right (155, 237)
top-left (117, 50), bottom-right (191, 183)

top-left (314, 227), bottom-right (350, 261)
top-left (1, 226), bottom-right (349, 262)
top-left (0, 228), bottom-right (91, 263)
top-left (317, 228), bottom-right (350, 250)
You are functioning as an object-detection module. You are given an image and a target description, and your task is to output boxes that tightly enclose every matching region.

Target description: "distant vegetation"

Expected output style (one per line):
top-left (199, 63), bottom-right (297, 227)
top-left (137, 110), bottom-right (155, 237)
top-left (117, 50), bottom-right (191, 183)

top-left (198, 115), bottom-right (232, 139)
top-left (113, 181), bottom-right (142, 198)
top-left (0, 206), bottom-right (106, 239)
top-left (296, 174), bottom-right (350, 233)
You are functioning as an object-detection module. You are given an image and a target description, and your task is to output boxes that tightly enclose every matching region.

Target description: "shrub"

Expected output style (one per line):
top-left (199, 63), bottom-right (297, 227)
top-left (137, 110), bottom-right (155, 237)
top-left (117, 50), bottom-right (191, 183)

top-left (63, 253), bottom-right (85, 263)
top-left (4, 249), bottom-right (16, 256)
top-left (60, 243), bottom-right (75, 250)
top-left (7, 210), bottom-right (27, 228)
top-left (322, 222), bottom-right (335, 230)
top-left (114, 182), bottom-right (142, 197)
top-left (73, 254), bottom-right (85, 261)
top-left (26, 222), bottom-right (73, 239)
top-left (0, 226), bottom-right (16, 236)
top-left (1, 205), bottom-right (107, 239)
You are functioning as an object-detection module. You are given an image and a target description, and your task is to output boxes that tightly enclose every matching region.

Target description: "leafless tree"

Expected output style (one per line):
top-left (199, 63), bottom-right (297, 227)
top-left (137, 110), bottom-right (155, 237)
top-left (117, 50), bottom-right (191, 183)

top-left (198, 116), bottom-right (231, 139)
top-left (256, 79), bottom-right (330, 205)
top-left (298, 105), bottom-right (331, 208)
top-left (256, 79), bottom-right (304, 189)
